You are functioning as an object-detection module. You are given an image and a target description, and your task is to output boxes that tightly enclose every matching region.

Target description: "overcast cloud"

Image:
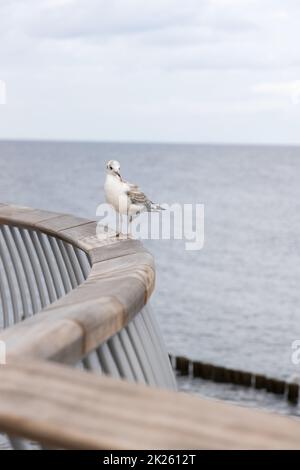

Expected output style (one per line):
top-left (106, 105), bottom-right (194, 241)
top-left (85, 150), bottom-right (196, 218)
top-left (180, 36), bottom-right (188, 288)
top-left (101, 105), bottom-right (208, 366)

top-left (0, 0), bottom-right (299, 144)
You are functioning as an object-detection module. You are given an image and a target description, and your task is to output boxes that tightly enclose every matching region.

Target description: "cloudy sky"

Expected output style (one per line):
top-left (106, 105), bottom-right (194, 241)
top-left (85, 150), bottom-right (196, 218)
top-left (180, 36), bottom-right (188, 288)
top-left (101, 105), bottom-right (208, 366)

top-left (0, 0), bottom-right (300, 144)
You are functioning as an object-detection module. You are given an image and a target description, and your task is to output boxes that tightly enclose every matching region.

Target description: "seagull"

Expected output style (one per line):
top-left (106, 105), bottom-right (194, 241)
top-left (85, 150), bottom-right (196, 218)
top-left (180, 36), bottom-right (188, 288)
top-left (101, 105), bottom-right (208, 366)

top-left (104, 160), bottom-right (165, 237)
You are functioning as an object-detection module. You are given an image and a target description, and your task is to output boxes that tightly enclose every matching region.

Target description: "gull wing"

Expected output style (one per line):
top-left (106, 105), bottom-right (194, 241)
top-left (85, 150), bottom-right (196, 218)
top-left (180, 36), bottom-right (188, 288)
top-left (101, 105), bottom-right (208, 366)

top-left (125, 180), bottom-right (165, 212)
top-left (127, 188), bottom-right (152, 206)
top-left (123, 177), bottom-right (156, 211)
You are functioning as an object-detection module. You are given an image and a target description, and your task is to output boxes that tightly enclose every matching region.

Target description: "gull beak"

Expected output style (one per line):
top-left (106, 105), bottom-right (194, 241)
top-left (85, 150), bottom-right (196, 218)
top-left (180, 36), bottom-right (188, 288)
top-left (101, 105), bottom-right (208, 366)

top-left (115, 171), bottom-right (122, 181)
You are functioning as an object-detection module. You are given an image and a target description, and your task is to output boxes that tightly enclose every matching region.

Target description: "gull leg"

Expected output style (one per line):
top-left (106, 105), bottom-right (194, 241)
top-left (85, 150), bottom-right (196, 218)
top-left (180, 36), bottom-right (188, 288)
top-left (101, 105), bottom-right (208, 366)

top-left (116, 213), bottom-right (122, 238)
top-left (128, 215), bottom-right (133, 238)
top-left (120, 214), bottom-right (123, 236)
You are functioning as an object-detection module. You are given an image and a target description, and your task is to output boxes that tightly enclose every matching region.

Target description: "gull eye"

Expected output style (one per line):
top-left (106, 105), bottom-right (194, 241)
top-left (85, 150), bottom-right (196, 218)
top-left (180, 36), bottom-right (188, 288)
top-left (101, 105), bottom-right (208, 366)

top-left (109, 165), bottom-right (113, 170)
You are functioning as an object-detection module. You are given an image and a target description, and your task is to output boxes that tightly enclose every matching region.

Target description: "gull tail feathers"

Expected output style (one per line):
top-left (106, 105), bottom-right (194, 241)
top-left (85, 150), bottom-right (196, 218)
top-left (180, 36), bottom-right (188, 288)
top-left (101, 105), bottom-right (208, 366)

top-left (150, 202), bottom-right (166, 212)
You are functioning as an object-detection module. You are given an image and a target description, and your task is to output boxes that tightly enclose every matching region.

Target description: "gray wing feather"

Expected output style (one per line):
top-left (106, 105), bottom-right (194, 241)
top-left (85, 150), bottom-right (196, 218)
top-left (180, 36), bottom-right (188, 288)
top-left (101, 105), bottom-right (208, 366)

top-left (127, 188), bottom-right (152, 210)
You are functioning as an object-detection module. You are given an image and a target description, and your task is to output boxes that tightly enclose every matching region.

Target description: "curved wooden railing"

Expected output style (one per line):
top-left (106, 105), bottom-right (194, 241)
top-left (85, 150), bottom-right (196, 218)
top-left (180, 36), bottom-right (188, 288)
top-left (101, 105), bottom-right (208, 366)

top-left (0, 204), bottom-right (175, 449)
top-left (0, 204), bottom-right (155, 363)
top-left (1, 204), bottom-right (300, 450)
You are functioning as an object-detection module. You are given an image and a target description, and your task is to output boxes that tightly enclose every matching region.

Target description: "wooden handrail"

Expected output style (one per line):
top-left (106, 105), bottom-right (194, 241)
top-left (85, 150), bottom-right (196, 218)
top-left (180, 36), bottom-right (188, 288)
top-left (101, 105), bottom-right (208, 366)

top-left (1, 357), bottom-right (300, 450)
top-left (0, 204), bottom-right (155, 364)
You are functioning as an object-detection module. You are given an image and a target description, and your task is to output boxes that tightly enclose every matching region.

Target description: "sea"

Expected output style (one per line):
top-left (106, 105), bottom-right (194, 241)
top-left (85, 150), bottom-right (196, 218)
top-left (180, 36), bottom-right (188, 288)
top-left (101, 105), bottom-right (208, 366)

top-left (0, 139), bottom-right (300, 419)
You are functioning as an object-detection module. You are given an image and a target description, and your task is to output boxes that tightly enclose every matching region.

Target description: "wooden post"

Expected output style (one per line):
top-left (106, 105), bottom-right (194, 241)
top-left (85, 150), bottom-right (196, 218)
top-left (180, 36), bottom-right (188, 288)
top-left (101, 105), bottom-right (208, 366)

top-left (227, 369), bottom-right (235, 384)
top-left (201, 363), bottom-right (213, 380)
top-left (254, 374), bottom-right (266, 390)
top-left (212, 366), bottom-right (226, 383)
top-left (222, 368), bottom-right (231, 383)
top-left (175, 356), bottom-right (189, 376)
top-left (266, 378), bottom-right (274, 393)
top-left (192, 361), bottom-right (203, 378)
top-left (266, 378), bottom-right (285, 395)
top-left (287, 383), bottom-right (299, 404)
top-left (272, 379), bottom-right (285, 395)
top-left (241, 372), bottom-right (252, 387)
top-left (232, 370), bottom-right (244, 385)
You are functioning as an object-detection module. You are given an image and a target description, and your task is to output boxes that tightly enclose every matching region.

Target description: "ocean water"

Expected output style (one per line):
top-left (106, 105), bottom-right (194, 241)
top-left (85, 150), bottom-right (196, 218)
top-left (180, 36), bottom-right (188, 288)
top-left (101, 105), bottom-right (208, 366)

top-left (0, 140), bottom-right (300, 417)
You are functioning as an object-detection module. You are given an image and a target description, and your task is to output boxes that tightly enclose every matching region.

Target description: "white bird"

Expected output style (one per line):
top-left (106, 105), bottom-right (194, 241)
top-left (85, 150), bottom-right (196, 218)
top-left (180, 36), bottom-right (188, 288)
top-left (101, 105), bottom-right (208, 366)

top-left (104, 160), bottom-right (165, 237)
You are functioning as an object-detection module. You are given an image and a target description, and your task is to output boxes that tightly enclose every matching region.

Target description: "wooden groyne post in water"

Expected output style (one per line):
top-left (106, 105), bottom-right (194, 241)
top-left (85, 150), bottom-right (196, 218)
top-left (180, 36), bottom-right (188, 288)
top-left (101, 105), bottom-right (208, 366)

top-left (171, 355), bottom-right (299, 405)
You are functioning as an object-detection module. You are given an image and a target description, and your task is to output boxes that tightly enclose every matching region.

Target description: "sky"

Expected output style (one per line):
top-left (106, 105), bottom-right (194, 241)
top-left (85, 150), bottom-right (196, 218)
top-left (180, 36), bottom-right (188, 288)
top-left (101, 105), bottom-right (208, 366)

top-left (0, 0), bottom-right (300, 144)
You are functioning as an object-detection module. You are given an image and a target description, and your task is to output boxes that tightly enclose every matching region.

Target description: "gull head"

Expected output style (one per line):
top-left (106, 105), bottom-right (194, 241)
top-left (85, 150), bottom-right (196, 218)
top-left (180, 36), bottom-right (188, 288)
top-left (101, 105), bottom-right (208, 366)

top-left (106, 160), bottom-right (121, 179)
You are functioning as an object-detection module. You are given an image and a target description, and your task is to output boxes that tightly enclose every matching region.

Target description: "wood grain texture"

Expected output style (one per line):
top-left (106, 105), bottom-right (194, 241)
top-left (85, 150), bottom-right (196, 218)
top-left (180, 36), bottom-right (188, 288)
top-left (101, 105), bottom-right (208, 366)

top-left (90, 239), bottom-right (151, 264)
top-left (0, 205), bottom-right (60, 227)
top-left (1, 358), bottom-right (300, 450)
top-left (0, 204), bottom-right (130, 254)
top-left (0, 204), bottom-right (155, 364)
top-left (35, 214), bottom-right (95, 234)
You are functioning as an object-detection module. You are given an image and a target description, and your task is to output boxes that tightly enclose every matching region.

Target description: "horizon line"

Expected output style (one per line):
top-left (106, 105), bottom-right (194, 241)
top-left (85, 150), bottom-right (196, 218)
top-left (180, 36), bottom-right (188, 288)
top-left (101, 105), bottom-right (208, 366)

top-left (0, 137), bottom-right (300, 148)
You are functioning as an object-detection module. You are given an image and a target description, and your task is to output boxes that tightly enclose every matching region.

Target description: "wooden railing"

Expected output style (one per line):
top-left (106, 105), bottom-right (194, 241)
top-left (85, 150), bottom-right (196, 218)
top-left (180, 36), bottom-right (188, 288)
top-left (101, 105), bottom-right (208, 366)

top-left (0, 204), bottom-right (300, 449)
top-left (0, 205), bottom-right (152, 361)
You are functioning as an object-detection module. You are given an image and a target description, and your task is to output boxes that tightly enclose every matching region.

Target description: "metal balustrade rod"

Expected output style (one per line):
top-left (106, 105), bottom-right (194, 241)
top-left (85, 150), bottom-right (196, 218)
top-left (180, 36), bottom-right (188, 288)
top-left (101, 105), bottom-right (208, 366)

top-left (0, 256), bottom-right (10, 328)
top-left (107, 335), bottom-right (136, 382)
top-left (37, 232), bottom-right (64, 300)
top-left (126, 321), bottom-right (157, 387)
top-left (1, 226), bottom-right (31, 320)
top-left (64, 243), bottom-right (85, 285)
top-left (118, 328), bottom-right (147, 384)
top-left (56, 239), bottom-right (78, 289)
top-left (48, 237), bottom-right (72, 294)
top-left (74, 246), bottom-right (91, 279)
top-left (11, 226), bottom-right (38, 315)
top-left (82, 351), bottom-right (103, 374)
top-left (141, 307), bottom-right (177, 389)
top-left (134, 314), bottom-right (165, 387)
top-left (20, 229), bottom-right (48, 309)
top-left (0, 230), bottom-right (20, 324)
top-left (138, 312), bottom-right (170, 389)
top-left (97, 342), bottom-right (121, 379)
top-left (143, 305), bottom-right (177, 389)
top-left (29, 230), bottom-right (57, 305)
